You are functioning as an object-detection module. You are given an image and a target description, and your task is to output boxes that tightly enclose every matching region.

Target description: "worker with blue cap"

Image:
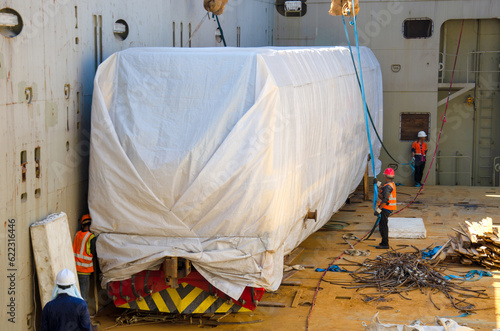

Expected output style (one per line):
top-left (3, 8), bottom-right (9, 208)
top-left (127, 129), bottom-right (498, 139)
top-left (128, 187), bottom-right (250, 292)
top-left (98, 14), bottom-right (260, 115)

top-left (41, 268), bottom-right (92, 331)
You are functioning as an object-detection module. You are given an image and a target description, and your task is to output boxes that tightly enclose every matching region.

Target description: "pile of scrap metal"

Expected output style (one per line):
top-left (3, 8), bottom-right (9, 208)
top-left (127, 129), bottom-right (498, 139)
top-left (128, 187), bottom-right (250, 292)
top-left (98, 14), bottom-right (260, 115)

top-left (328, 247), bottom-right (489, 312)
top-left (444, 217), bottom-right (500, 268)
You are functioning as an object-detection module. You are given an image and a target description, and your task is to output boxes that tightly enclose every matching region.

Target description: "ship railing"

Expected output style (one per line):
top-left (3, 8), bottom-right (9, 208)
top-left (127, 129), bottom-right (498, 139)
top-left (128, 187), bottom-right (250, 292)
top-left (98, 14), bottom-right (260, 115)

top-left (438, 50), bottom-right (500, 85)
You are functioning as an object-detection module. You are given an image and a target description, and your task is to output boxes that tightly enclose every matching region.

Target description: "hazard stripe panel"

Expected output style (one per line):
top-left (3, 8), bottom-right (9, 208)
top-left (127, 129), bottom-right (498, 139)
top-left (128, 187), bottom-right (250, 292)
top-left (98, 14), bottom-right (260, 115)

top-left (118, 282), bottom-right (250, 314)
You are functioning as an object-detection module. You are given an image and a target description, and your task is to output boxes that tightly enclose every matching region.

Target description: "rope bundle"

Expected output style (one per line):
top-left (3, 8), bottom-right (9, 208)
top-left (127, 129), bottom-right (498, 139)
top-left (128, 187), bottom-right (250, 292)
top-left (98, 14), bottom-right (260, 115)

top-left (203, 0), bottom-right (228, 16)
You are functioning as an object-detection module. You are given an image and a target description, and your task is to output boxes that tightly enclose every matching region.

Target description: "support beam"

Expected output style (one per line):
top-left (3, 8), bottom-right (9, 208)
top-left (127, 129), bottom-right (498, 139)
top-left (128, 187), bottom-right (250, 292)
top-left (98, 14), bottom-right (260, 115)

top-left (437, 83), bottom-right (475, 107)
top-left (363, 161), bottom-right (369, 201)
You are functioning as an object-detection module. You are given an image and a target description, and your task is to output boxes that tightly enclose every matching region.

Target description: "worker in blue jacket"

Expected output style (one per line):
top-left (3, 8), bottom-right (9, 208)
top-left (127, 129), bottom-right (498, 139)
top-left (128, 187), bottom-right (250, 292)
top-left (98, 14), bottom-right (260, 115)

top-left (41, 268), bottom-right (92, 331)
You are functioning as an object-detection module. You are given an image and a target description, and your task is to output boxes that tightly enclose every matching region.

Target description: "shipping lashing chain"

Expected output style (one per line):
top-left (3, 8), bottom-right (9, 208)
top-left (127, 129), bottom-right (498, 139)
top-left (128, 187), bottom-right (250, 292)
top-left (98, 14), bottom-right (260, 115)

top-left (109, 270), bottom-right (153, 302)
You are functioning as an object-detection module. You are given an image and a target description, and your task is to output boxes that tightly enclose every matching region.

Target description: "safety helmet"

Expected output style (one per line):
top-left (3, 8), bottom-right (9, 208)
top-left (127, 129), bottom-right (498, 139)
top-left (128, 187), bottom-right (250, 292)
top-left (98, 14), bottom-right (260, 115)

top-left (418, 131), bottom-right (427, 138)
top-left (55, 269), bottom-right (76, 286)
top-left (383, 168), bottom-right (395, 178)
top-left (81, 214), bottom-right (91, 226)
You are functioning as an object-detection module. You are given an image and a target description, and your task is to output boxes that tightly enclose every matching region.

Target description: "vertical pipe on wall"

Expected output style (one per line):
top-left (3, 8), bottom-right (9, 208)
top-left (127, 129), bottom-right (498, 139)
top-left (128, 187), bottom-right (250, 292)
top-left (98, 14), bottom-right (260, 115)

top-left (472, 19), bottom-right (480, 186)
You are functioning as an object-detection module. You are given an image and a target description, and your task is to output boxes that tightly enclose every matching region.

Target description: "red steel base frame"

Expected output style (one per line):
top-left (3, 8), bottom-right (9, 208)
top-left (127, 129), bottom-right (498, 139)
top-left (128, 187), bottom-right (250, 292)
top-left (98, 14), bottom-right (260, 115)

top-left (108, 269), bottom-right (265, 311)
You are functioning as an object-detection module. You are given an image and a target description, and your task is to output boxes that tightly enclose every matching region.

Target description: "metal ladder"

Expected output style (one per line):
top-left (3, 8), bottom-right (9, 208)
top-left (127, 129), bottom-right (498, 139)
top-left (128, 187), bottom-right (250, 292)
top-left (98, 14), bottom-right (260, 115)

top-left (476, 90), bottom-right (495, 186)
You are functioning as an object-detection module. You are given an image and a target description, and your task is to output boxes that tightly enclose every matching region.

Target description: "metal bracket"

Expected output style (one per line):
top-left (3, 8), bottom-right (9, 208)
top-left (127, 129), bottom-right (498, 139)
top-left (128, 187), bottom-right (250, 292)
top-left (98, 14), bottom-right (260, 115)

top-left (143, 270), bottom-right (152, 295)
top-left (64, 84), bottom-right (71, 100)
top-left (119, 281), bottom-right (130, 302)
top-left (305, 209), bottom-right (318, 222)
top-left (25, 87), bottom-right (32, 104)
top-left (163, 257), bottom-right (191, 289)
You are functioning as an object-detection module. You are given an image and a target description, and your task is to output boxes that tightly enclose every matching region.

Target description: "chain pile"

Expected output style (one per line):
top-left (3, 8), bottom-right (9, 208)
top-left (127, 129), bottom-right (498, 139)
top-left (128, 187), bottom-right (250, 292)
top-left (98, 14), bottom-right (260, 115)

top-left (328, 247), bottom-right (490, 312)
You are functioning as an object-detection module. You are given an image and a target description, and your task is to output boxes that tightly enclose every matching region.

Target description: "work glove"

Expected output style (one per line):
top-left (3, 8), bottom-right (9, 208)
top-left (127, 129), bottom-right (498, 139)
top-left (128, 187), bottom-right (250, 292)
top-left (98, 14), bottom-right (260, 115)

top-left (374, 208), bottom-right (382, 217)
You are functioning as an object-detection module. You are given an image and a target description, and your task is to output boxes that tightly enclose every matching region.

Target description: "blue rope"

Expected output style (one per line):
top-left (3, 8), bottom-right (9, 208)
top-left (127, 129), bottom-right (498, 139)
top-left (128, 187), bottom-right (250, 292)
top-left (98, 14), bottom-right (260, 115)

top-left (315, 265), bottom-right (348, 272)
top-left (444, 270), bottom-right (492, 282)
top-left (341, 15), bottom-right (415, 174)
top-left (421, 246), bottom-right (442, 259)
top-left (347, 10), bottom-right (378, 211)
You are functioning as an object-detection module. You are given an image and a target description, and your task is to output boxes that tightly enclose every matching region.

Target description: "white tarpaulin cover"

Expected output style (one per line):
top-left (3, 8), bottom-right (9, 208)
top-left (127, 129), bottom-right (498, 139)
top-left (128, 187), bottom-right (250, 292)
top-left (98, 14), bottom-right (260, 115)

top-left (89, 46), bottom-right (383, 299)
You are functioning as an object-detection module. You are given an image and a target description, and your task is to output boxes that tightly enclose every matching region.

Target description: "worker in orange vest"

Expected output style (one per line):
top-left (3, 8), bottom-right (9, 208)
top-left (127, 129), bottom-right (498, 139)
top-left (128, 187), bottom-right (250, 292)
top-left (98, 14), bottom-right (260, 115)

top-left (412, 131), bottom-right (428, 187)
top-left (73, 214), bottom-right (96, 303)
top-left (374, 168), bottom-right (397, 249)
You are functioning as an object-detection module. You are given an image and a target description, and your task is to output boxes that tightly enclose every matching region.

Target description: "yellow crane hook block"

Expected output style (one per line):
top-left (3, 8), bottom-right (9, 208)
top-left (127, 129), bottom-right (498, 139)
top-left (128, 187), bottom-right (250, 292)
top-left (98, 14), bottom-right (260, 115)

top-left (329, 0), bottom-right (359, 16)
top-left (204, 0), bottom-right (228, 16)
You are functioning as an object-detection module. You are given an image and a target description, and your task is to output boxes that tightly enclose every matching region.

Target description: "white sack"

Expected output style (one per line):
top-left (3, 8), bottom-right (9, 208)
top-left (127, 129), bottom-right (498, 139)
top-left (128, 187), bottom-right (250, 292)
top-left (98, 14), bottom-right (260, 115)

top-left (30, 212), bottom-right (79, 308)
top-left (89, 47), bottom-right (383, 299)
top-left (364, 312), bottom-right (474, 331)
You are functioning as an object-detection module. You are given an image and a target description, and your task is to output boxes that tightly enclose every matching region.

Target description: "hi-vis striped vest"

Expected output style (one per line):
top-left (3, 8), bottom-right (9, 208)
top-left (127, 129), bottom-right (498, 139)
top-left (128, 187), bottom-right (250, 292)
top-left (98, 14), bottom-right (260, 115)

top-left (381, 182), bottom-right (397, 211)
top-left (73, 231), bottom-right (94, 273)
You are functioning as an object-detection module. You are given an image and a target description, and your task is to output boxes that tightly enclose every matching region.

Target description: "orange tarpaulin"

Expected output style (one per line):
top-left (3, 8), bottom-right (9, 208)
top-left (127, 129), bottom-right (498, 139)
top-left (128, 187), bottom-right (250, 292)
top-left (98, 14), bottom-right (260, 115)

top-left (204, 0), bottom-right (228, 15)
top-left (329, 0), bottom-right (359, 16)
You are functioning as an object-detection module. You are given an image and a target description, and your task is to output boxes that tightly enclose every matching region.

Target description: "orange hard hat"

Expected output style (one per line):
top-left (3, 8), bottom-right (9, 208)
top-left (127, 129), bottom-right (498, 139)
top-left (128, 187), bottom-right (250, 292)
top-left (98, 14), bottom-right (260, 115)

top-left (81, 214), bottom-right (91, 225)
top-left (383, 168), bottom-right (395, 178)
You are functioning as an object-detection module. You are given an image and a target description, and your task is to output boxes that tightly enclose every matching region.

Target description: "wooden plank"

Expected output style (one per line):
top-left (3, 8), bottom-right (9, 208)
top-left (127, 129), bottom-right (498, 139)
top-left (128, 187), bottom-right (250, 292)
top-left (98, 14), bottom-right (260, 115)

top-left (459, 223), bottom-right (476, 244)
top-left (363, 162), bottom-right (369, 201)
top-left (480, 217), bottom-right (493, 233)
top-left (258, 301), bottom-right (286, 308)
top-left (452, 228), bottom-right (468, 237)
top-left (431, 239), bottom-right (451, 260)
top-left (460, 258), bottom-right (473, 265)
top-left (282, 269), bottom-right (299, 282)
top-left (300, 264), bottom-right (316, 269)
top-left (284, 247), bottom-right (305, 265)
top-left (291, 289), bottom-right (303, 308)
top-left (281, 280), bottom-right (302, 286)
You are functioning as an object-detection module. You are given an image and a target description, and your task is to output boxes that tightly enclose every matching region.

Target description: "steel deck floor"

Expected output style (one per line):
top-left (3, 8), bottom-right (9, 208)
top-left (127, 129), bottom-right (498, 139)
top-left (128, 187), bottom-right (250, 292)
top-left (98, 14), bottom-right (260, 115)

top-left (94, 185), bottom-right (500, 331)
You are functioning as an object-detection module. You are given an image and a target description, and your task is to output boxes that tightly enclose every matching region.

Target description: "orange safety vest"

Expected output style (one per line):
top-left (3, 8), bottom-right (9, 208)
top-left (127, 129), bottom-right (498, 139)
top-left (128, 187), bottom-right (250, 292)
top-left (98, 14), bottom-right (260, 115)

top-left (73, 231), bottom-right (94, 273)
top-left (379, 182), bottom-right (397, 211)
top-left (412, 141), bottom-right (427, 159)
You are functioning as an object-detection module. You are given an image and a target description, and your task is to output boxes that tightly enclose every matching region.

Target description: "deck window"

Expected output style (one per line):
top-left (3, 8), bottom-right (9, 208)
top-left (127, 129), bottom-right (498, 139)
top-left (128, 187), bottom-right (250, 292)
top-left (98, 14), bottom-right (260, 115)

top-left (403, 18), bottom-right (433, 39)
top-left (400, 113), bottom-right (430, 141)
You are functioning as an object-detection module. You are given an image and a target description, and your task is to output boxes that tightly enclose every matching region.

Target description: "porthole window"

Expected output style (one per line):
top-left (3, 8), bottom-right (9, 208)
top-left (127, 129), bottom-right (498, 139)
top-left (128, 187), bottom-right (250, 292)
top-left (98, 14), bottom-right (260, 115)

top-left (403, 18), bottom-right (433, 39)
top-left (114, 19), bottom-right (129, 41)
top-left (0, 8), bottom-right (23, 38)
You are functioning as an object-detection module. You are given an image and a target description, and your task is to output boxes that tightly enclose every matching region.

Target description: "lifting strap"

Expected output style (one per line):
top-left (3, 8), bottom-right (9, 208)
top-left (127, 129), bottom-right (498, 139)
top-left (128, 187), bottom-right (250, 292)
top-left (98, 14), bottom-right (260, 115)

top-left (214, 14), bottom-right (227, 47)
top-left (341, 14), bottom-right (413, 169)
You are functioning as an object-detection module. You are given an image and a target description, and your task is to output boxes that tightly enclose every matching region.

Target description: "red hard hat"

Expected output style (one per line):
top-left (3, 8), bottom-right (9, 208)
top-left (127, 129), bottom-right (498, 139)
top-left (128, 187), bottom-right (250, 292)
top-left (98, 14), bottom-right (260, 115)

top-left (383, 168), bottom-right (395, 178)
top-left (81, 214), bottom-right (91, 226)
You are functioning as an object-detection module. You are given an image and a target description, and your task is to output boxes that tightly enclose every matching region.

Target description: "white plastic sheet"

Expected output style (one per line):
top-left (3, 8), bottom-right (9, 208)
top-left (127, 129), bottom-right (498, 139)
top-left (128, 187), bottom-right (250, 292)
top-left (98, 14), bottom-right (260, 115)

top-left (389, 217), bottom-right (427, 239)
top-left (89, 46), bottom-right (383, 298)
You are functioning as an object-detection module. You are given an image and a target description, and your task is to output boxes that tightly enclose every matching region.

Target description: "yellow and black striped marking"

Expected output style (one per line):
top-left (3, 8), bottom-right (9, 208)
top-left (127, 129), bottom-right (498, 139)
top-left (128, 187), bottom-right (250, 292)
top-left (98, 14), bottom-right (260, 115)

top-left (118, 283), bottom-right (251, 314)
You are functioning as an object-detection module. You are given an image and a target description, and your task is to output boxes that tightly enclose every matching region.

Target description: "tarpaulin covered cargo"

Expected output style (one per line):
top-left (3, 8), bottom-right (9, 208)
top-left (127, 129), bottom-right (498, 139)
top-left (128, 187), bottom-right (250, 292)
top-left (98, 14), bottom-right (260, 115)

top-left (89, 46), bottom-right (382, 299)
